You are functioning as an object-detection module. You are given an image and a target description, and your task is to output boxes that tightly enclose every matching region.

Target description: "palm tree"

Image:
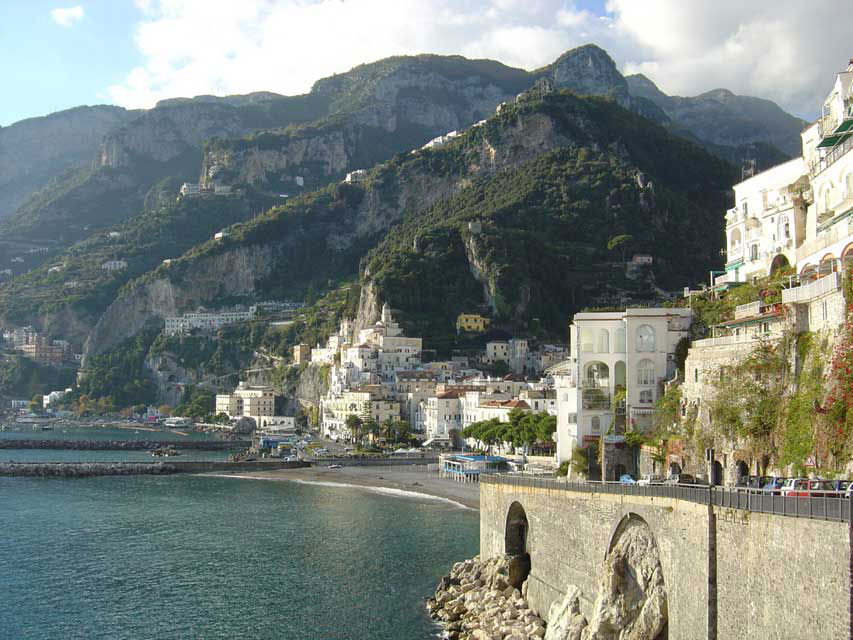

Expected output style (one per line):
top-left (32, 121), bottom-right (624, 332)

top-left (345, 414), bottom-right (363, 445)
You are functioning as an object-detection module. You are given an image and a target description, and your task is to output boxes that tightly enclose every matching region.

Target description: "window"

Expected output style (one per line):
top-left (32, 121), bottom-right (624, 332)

top-left (749, 244), bottom-right (759, 261)
top-left (637, 359), bottom-right (655, 385)
top-left (567, 413), bottom-right (577, 424)
top-left (742, 201), bottom-right (748, 215)
top-left (597, 328), bottom-right (609, 353)
top-left (580, 329), bottom-right (594, 353)
top-left (636, 325), bottom-right (656, 352)
top-left (591, 416), bottom-right (600, 432)
top-left (614, 326), bottom-right (626, 353)
top-left (639, 390), bottom-right (654, 404)
top-left (694, 368), bottom-right (698, 383)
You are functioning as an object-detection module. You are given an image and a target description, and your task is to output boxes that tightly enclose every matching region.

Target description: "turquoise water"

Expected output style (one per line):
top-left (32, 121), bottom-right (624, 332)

top-left (0, 475), bottom-right (479, 640)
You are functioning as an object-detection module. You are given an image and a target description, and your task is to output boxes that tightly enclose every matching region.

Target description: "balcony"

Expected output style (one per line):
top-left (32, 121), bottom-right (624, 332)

top-left (691, 332), bottom-right (780, 349)
top-left (796, 216), bottom-right (851, 263)
top-left (782, 272), bottom-right (842, 304)
top-left (581, 378), bottom-right (609, 389)
top-left (810, 134), bottom-right (853, 177)
top-left (582, 389), bottom-right (611, 410)
top-left (734, 301), bottom-right (761, 319)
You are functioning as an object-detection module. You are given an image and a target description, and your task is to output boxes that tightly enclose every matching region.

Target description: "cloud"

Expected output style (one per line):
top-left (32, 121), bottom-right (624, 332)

top-left (50, 5), bottom-right (85, 27)
top-left (107, 0), bottom-right (850, 119)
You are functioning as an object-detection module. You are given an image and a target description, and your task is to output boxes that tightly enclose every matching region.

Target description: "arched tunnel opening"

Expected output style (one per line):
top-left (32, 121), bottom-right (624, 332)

top-left (505, 501), bottom-right (531, 589)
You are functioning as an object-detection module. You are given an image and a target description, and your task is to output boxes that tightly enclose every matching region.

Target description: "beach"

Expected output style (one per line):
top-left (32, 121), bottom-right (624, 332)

top-left (214, 464), bottom-right (481, 509)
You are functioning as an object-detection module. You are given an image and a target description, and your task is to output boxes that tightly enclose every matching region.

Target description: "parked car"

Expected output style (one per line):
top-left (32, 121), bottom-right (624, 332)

top-left (328, 464), bottom-right (342, 469)
top-left (619, 474), bottom-right (636, 485)
top-left (833, 480), bottom-right (851, 493)
top-left (637, 475), bottom-right (664, 486)
top-left (761, 477), bottom-right (786, 494)
top-left (783, 478), bottom-right (840, 497)
top-left (664, 473), bottom-right (697, 485)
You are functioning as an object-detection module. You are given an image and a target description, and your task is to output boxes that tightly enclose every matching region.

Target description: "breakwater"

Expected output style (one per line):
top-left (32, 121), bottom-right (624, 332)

top-left (0, 439), bottom-right (246, 450)
top-left (0, 460), bottom-right (309, 477)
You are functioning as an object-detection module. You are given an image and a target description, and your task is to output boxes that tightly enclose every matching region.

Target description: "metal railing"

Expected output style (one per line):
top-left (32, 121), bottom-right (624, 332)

top-left (481, 474), bottom-right (851, 523)
top-left (734, 300), bottom-right (761, 319)
top-left (781, 271), bottom-right (842, 304)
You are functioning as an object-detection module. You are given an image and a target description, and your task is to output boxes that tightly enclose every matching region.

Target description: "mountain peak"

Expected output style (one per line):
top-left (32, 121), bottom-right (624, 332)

top-left (538, 43), bottom-right (629, 105)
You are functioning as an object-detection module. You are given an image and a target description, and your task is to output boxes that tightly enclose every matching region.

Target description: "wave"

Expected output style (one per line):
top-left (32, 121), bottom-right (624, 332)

top-left (206, 473), bottom-right (474, 510)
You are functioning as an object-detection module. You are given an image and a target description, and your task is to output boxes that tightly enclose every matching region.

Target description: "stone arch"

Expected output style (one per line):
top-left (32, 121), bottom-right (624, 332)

top-left (842, 244), bottom-right (853, 271)
top-left (736, 460), bottom-right (749, 481)
top-left (668, 462), bottom-right (681, 475)
top-left (800, 263), bottom-right (817, 281)
top-left (819, 253), bottom-right (837, 276)
top-left (505, 501), bottom-right (529, 555)
top-left (711, 460), bottom-right (724, 486)
top-left (504, 501), bottom-right (531, 588)
top-left (591, 513), bottom-right (668, 639)
top-left (769, 253), bottom-right (790, 275)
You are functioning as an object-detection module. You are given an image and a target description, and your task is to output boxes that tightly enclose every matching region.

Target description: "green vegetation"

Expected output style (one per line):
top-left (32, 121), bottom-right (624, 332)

top-left (462, 409), bottom-right (556, 454)
top-left (0, 190), bottom-right (278, 329)
top-left (74, 327), bottom-right (160, 409)
top-left (0, 354), bottom-right (76, 400)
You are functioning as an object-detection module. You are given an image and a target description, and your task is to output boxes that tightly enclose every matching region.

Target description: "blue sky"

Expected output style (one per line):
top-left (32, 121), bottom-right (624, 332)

top-left (0, 1), bottom-right (848, 127)
top-left (0, 1), bottom-right (142, 125)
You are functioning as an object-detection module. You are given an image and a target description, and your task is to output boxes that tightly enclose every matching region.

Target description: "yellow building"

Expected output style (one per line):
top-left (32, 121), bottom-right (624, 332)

top-left (456, 313), bottom-right (490, 334)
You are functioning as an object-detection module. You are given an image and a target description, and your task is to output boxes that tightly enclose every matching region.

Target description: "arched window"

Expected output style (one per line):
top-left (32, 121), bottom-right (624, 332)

top-left (636, 325), bottom-right (656, 352)
top-left (597, 328), bottom-right (609, 353)
top-left (637, 359), bottom-right (655, 385)
top-left (730, 228), bottom-right (742, 250)
top-left (614, 361), bottom-right (626, 387)
top-left (585, 362), bottom-right (609, 385)
top-left (580, 329), bottom-right (594, 353)
top-left (614, 326), bottom-right (626, 353)
top-left (639, 390), bottom-right (654, 404)
top-left (591, 416), bottom-right (601, 432)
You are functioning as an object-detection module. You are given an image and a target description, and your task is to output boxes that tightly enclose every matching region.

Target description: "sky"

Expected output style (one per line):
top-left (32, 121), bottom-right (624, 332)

top-left (1, 0), bottom-right (850, 127)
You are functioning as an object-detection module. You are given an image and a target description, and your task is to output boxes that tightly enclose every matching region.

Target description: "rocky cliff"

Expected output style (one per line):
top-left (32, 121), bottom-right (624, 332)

top-left (0, 105), bottom-right (136, 220)
top-left (85, 96), bottom-right (599, 359)
top-left (626, 73), bottom-right (806, 157)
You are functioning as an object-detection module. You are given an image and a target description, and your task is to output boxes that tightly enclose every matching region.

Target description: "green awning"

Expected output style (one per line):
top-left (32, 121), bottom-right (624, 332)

top-left (833, 119), bottom-right (853, 134)
top-left (817, 134), bottom-right (843, 148)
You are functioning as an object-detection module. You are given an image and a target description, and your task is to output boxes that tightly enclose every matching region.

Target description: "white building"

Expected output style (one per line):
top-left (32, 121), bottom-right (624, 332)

top-left (165, 307), bottom-right (255, 334)
top-left (215, 383), bottom-right (276, 423)
top-left (180, 183), bottom-right (201, 196)
top-left (43, 388), bottom-right (72, 409)
top-left (719, 58), bottom-right (853, 293)
top-left (554, 308), bottom-right (691, 465)
top-left (101, 260), bottom-right (127, 271)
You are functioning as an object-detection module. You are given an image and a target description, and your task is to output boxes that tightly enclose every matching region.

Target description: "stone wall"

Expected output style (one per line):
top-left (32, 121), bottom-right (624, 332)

top-left (480, 479), bottom-right (850, 639)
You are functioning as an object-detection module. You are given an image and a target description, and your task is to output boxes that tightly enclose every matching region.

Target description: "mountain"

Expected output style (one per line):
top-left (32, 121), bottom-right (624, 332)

top-left (0, 46), bottom-right (675, 252)
top-left (626, 74), bottom-right (807, 157)
top-left (82, 90), bottom-right (735, 364)
top-left (0, 105), bottom-right (136, 220)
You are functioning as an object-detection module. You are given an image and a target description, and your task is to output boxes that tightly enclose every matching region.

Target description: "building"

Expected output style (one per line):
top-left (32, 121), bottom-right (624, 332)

top-left (554, 308), bottom-right (692, 466)
top-left (214, 230), bottom-right (230, 240)
top-left (43, 388), bottom-right (72, 409)
top-left (456, 313), bottom-right (490, 334)
top-left (101, 260), bottom-right (127, 271)
top-left (717, 58), bottom-right (853, 291)
top-left (321, 386), bottom-right (401, 441)
top-left (165, 307), bottom-right (255, 334)
top-left (180, 183), bottom-right (201, 196)
top-left (424, 391), bottom-right (462, 447)
top-left (215, 383), bottom-right (276, 424)
top-left (293, 343), bottom-right (311, 365)
top-left (344, 170), bottom-right (368, 183)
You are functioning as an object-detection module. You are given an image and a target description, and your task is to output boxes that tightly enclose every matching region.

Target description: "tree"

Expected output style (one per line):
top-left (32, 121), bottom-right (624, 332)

top-left (30, 394), bottom-right (43, 413)
top-left (345, 414), bottom-right (363, 445)
top-left (365, 419), bottom-right (381, 445)
top-left (607, 233), bottom-right (634, 262)
top-left (492, 359), bottom-right (510, 377)
top-left (158, 404), bottom-right (173, 417)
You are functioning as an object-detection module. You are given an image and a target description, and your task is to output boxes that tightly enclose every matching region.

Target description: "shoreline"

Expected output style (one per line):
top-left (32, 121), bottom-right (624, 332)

top-left (206, 464), bottom-right (481, 510)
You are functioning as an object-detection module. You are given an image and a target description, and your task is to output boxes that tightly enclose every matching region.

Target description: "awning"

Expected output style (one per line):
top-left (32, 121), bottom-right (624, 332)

top-left (818, 132), bottom-right (852, 148)
top-left (833, 119), bottom-right (853, 134)
top-left (817, 134), bottom-right (843, 148)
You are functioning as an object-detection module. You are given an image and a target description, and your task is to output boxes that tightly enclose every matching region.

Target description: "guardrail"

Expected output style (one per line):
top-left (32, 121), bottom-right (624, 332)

top-left (481, 474), bottom-right (851, 523)
top-left (781, 271), bottom-right (842, 304)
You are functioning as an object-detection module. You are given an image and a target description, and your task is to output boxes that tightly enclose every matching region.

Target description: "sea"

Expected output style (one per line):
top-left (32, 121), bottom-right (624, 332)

top-left (0, 428), bottom-right (479, 640)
